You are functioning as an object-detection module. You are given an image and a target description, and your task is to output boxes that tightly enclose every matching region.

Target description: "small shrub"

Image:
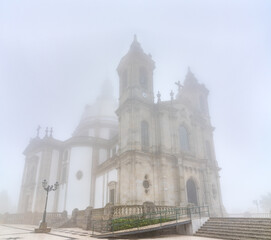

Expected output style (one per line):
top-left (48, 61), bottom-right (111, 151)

top-left (111, 217), bottom-right (172, 231)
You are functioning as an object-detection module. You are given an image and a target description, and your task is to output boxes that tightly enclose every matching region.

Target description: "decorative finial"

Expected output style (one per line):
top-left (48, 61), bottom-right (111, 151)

top-left (157, 91), bottom-right (161, 103)
top-left (45, 127), bottom-right (48, 137)
top-left (175, 80), bottom-right (183, 93)
top-left (170, 90), bottom-right (174, 101)
top-left (36, 125), bottom-right (41, 138)
top-left (130, 34), bottom-right (142, 52)
top-left (50, 127), bottom-right (53, 137)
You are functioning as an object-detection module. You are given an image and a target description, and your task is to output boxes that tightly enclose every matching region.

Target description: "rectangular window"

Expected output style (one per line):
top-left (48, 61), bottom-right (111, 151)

top-left (109, 189), bottom-right (115, 204)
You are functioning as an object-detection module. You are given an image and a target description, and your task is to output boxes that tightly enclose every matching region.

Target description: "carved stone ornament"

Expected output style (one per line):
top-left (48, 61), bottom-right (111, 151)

top-left (143, 174), bottom-right (150, 193)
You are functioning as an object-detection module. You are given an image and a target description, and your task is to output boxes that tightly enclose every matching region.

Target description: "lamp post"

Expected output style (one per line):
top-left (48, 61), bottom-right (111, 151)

top-left (35, 179), bottom-right (59, 233)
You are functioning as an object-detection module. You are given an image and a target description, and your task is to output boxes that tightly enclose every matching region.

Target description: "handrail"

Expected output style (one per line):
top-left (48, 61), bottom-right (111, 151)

top-left (91, 205), bottom-right (209, 235)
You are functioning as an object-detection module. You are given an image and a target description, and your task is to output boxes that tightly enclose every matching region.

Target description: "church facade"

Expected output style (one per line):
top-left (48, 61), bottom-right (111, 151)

top-left (18, 37), bottom-right (224, 216)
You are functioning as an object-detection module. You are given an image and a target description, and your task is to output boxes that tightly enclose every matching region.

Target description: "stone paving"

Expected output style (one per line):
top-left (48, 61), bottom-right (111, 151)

top-left (0, 224), bottom-right (222, 240)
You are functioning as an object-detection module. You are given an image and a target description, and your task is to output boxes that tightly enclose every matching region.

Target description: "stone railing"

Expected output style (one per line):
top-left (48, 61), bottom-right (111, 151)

top-left (113, 205), bottom-right (143, 218)
top-left (66, 203), bottom-right (187, 230)
top-left (0, 203), bottom-right (199, 232)
top-left (112, 203), bottom-right (180, 218)
top-left (0, 211), bottom-right (68, 226)
top-left (155, 205), bottom-right (177, 213)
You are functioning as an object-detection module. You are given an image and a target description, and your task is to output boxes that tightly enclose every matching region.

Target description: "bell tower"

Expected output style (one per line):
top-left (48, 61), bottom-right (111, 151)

top-left (116, 36), bottom-right (156, 155)
top-left (117, 35), bottom-right (155, 105)
top-left (116, 36), bottom-right (158, 205)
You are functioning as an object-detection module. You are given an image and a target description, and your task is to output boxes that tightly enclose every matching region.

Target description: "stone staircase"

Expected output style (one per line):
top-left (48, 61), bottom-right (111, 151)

top-left (195, 217), bottom-right (271, 240)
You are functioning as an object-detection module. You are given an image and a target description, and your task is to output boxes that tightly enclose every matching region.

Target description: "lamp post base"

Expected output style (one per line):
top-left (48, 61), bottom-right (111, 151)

top-left (34, 222), bottom-right (51, 233)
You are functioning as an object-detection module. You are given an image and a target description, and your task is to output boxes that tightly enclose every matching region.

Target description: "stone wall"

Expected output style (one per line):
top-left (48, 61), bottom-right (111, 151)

top-left (0, 211), bottom-right (68, 227)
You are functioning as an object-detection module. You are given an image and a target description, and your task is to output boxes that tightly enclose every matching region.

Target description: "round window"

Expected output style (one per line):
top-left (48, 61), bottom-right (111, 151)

top-left (76, 170), bottom-right (83, 180)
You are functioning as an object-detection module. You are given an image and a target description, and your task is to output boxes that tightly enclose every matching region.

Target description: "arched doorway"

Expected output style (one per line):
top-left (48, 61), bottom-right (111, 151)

top-left (186, 178), bottom-right (198, 205)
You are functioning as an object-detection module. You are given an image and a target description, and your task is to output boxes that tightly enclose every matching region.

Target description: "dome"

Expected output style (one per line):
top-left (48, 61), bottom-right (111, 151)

top-left (80, 79), bottom-right (118, 123)
top-left (80, 97), bottom-right (118, 123)
top-left (73, 80), bottom-right (118, 138)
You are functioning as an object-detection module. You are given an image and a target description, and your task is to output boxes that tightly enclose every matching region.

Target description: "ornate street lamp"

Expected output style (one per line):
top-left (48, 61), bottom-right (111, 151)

top-left (35, 179), bottom-right (59, 233)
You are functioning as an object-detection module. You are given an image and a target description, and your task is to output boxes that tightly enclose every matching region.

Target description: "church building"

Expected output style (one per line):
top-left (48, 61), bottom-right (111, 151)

top-left (18, 36), bottom-right (224, 216)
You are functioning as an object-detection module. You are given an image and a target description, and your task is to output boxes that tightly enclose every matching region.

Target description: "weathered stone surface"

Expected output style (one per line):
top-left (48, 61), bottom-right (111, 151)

top-left (17, 37), bottom-right (225, 218)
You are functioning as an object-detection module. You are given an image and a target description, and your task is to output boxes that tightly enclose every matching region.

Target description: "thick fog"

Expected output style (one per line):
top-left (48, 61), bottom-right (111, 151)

top-left (0, 0), bottom-right (270, 214)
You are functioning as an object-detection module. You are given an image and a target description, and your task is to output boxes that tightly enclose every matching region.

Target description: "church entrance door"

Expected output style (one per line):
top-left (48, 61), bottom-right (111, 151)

top-left (186, 178), bottom-right (198, 205)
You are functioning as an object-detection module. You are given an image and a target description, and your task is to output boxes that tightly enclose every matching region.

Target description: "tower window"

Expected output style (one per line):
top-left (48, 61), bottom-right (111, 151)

top-left (139, 67), bottom-right (148, 89)
top-left (141, 121), bottom-right (149, 150)
top-left (122, 70), bottom-right (128, 93)
top-left (179, 126), bottom-right (189, 151)
top-left (205, 140), bottom-right (212, 160)
top-left (61, 164), bottom-right (67, 183)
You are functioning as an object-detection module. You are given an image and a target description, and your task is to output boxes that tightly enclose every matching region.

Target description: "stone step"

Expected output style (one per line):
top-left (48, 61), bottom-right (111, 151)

top-left (212, 217), bottom-right (271, 220)
top-left (209, 217), bottom-right (271, 223)
top-left (196, 230), bottom-right (271, 240)
top-left (197, 228), bottom-right (271, 237)
top-left (207, 221), bottom-right (271, 226)
top-left (204, 220), bottom-right (271, 226)
top-left (195, 218), bottom-right (271, 240)
top-left (202, 222), bottom-right (271, 229)
top-left (200, 225), bottom-right (271, 233)
top-left (195, 232), bottom-right (270, 240)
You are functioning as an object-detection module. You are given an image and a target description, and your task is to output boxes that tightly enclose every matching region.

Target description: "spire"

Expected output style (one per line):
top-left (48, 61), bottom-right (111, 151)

top-left (184, 67), bottom-right (198, 86)
top-left (129, 34), bottom-right (143, 52)
top-left (117, 35), bottom-right (155, 80)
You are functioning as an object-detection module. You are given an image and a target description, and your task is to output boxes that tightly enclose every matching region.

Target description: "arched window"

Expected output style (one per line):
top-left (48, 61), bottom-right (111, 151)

top-left (61, 164), bottom-right (67, 183)
top-left (109, 189), bottom-right (115, 204)
top-left (62, 151), bottom-right (69, 183)
top-left (141, 121), bottom-right (149, 150)
top-left (179, 126), bottom-right (189, 151)
top-left (186, 178), bottom-right (198, 205)
top-left (108, 181), bottom-right (117, 205)
top-left (139, 67), bottom-right (148, 89)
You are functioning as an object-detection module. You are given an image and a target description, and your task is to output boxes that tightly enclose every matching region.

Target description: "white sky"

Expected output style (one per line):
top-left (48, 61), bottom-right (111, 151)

top-left (0, 0), bottom-right (270, 214)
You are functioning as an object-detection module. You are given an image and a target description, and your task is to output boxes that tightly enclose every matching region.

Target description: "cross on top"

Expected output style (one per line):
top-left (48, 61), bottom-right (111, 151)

top-left (157, 91), bottom-right (161, 103)
top-left (50, 127), bottom-right (53, 137)
top-left (175, 80), bottom-right (183, 93)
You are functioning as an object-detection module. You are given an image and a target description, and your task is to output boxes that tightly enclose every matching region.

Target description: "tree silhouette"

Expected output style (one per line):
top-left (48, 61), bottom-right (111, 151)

top-left (260, 193), bottom-right (271, 212)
